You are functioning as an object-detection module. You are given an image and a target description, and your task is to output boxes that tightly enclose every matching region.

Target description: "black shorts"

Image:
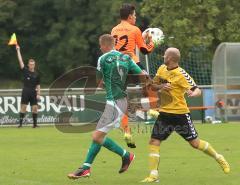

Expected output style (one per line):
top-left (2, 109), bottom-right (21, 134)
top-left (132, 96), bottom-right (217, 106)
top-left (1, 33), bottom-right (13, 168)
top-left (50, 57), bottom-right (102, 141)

top-left (21, 88), bottom-right (38, 106)
top-left (151, 112), bottom-right (198, 141)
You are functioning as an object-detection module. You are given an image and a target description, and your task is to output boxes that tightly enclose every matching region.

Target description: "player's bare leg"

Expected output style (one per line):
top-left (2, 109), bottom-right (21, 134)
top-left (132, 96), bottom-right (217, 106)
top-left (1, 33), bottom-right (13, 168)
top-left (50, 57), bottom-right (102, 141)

top-left (18, 104), bottom-right (27, 128)
top-left (189, 138), bottom-right (230, 174)
top-left (141, 138), bottom-right (160, 183)
top-left (32, 105), bottom-right (38, 128)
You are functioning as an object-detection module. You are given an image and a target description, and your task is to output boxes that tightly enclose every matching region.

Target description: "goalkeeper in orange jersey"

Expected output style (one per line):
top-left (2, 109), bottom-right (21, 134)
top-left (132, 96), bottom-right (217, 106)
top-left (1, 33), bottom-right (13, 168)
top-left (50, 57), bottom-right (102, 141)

top-left (111, 3), bottom-right (155, 148)
top-left (141, 47), bottom-right (230, 183)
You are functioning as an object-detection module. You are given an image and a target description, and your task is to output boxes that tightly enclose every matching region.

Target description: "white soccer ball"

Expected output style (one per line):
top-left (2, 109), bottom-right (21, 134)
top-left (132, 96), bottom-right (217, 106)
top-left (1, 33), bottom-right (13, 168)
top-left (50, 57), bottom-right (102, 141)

top-left (205, 116), bottom-right (213, 123)
top-left (142, 28), bottom-right (164, 46)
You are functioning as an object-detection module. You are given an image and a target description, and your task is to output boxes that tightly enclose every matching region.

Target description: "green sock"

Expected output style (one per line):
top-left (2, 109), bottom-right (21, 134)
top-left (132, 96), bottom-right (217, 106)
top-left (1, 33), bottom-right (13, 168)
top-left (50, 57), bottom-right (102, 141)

top-left (82, 141), bottom-right (102, 170)
top-left (102, 137), bottom-right (129, 158)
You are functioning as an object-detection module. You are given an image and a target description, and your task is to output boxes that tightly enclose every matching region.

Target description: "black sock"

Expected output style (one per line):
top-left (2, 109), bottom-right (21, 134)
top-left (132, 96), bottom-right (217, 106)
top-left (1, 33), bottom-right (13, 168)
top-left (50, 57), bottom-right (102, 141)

top-left (19, 113), bottom-right (25, 126)
top-left (32, 113), bottom-right (38, 126)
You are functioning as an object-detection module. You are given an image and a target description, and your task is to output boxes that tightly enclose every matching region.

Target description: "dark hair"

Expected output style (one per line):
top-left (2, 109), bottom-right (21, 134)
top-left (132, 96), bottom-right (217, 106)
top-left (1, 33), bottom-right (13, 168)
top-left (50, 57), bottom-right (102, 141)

top-left (120, 3), bottom-right (135, 20)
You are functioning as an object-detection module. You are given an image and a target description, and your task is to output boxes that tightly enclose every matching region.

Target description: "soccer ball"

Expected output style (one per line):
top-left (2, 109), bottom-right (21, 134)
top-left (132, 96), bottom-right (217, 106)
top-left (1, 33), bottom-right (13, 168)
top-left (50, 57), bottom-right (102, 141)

top-left (142, 28), bottom-right (164, 46)
top-left (205, 116), bottom-right (213, 123)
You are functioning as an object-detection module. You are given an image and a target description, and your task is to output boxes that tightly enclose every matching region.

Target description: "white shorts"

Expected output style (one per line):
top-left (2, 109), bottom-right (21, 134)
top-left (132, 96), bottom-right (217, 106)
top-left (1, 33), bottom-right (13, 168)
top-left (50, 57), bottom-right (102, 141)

top-left (96, 98), bottom-right (127, 133)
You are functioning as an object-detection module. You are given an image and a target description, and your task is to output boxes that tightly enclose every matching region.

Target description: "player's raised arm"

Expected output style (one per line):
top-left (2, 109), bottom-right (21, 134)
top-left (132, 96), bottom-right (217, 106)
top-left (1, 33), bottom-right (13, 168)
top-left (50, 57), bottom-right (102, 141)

top-left (16, 45), bottom-right (24, 69)
top-left (135, 28), bottom-right (154, 55)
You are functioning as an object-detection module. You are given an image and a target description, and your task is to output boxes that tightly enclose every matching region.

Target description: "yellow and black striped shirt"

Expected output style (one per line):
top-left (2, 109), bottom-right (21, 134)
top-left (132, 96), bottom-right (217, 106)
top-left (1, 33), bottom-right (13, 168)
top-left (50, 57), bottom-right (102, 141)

top-left (153, 64), bottom-right (197, 114)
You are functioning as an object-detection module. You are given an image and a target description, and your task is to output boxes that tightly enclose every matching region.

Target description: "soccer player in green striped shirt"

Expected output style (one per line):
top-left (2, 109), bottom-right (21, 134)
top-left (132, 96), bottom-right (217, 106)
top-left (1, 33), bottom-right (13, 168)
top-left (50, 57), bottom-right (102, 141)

top-left (68, 34), bottom-right (146, 179)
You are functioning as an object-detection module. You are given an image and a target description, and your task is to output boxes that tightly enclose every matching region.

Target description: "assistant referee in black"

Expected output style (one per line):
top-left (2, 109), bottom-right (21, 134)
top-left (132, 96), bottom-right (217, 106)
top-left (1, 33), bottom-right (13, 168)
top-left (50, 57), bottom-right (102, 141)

top-left (16, 45), bottom-right (40, 128)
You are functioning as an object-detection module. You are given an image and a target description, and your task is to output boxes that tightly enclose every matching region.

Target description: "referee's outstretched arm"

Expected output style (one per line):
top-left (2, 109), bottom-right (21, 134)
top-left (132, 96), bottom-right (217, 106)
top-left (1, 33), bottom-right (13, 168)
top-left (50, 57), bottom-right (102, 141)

top-left (16, 45), bottom-right (24, 69)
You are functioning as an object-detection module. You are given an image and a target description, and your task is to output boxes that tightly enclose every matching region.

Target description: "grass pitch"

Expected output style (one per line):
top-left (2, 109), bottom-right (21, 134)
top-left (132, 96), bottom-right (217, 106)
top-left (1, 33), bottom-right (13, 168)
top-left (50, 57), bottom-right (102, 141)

top-left (0, 123), bottom-right (239, 185)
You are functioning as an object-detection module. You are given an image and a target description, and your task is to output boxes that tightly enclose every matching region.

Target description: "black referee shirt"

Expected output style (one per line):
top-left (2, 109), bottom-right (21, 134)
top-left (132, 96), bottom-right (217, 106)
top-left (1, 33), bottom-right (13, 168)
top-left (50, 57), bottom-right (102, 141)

top-left (22, 67), bottom-right (40, 90)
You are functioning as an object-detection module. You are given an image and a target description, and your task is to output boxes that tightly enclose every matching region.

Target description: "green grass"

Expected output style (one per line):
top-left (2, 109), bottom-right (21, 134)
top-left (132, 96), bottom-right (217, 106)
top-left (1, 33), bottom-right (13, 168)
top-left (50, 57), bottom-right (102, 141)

top-left (0, 123), bottom-right (239, 185)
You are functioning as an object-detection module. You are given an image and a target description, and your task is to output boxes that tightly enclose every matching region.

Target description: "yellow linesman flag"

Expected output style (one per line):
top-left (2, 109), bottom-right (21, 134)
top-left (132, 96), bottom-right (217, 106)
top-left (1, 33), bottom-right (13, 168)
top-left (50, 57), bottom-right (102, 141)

top-left (8, 33), bottom-right (18, 46)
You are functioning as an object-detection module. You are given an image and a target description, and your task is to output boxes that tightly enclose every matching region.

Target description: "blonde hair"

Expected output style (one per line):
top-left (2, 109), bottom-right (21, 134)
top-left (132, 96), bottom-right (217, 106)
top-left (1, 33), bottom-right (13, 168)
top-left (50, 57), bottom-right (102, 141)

top-left (99, 34), bottom-right (115, 48)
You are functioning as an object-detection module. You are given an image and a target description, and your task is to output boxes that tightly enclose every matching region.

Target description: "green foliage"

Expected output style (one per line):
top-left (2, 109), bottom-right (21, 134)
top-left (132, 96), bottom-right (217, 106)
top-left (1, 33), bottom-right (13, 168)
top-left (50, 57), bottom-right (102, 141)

top-left (0, 0), bottom-right (139, 86)
top-left (141, 0), bottom-right (240, 56)
top-left (1, 0), bottom-right (240, 87)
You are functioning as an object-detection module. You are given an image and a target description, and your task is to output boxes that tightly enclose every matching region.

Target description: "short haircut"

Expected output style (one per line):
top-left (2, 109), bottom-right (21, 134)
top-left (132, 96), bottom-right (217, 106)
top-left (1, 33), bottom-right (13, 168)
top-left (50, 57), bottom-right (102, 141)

top-left (120, 3), bottom-right (135, 20)
top-left (99, 34), bottom-right (115, 48)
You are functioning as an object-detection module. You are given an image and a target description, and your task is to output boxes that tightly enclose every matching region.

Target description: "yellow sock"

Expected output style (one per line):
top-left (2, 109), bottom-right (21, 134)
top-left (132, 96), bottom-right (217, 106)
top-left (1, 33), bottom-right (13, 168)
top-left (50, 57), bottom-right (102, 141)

top-left (198, 140), bottom-right (219, 159)
top-left (149, 145), bottom-right (160, 176)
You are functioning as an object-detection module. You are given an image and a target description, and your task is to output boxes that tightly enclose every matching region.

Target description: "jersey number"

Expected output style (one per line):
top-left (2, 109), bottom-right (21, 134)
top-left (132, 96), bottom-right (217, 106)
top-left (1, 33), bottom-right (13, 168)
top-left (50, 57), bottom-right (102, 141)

top-left (113, 35), bottom-right (128, 52)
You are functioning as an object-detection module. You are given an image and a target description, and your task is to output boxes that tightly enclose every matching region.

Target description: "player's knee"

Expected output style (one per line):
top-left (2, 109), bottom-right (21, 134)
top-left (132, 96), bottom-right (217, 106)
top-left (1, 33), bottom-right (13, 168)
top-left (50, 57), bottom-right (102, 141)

top-left (32, 106), bottom-right (38, 113)
top-left (189, 139), bottom-right (199, 149)
top-left (32, 109), bottom-right (38, 114)
top-left (92, 133), bottom-right (97, 142)
top-left (20, 109), bottom-right (26, 113)
top-left (92, 132), bottom-right (104, 144)
top-left (92, 136), bottom-right (100, 143)
top-left (20, 105), bottom-right (27, 113)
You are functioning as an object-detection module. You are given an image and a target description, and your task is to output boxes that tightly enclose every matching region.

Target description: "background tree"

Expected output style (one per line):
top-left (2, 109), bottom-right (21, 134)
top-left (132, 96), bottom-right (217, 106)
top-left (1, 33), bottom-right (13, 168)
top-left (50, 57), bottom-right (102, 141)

top-left (1, 0), bottom-right (239, 87)
top-left (141, 0), bottom-right (240, 55)
top-left (0, 0), bottom-right (141, 86)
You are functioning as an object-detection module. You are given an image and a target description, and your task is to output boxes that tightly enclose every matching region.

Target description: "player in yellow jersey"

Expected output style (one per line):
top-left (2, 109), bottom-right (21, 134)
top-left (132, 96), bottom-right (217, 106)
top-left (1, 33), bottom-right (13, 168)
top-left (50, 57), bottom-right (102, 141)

top-left (111, 3), bottom-right (154, 148)
top-left (141, 48), bottom-right (230, 183)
